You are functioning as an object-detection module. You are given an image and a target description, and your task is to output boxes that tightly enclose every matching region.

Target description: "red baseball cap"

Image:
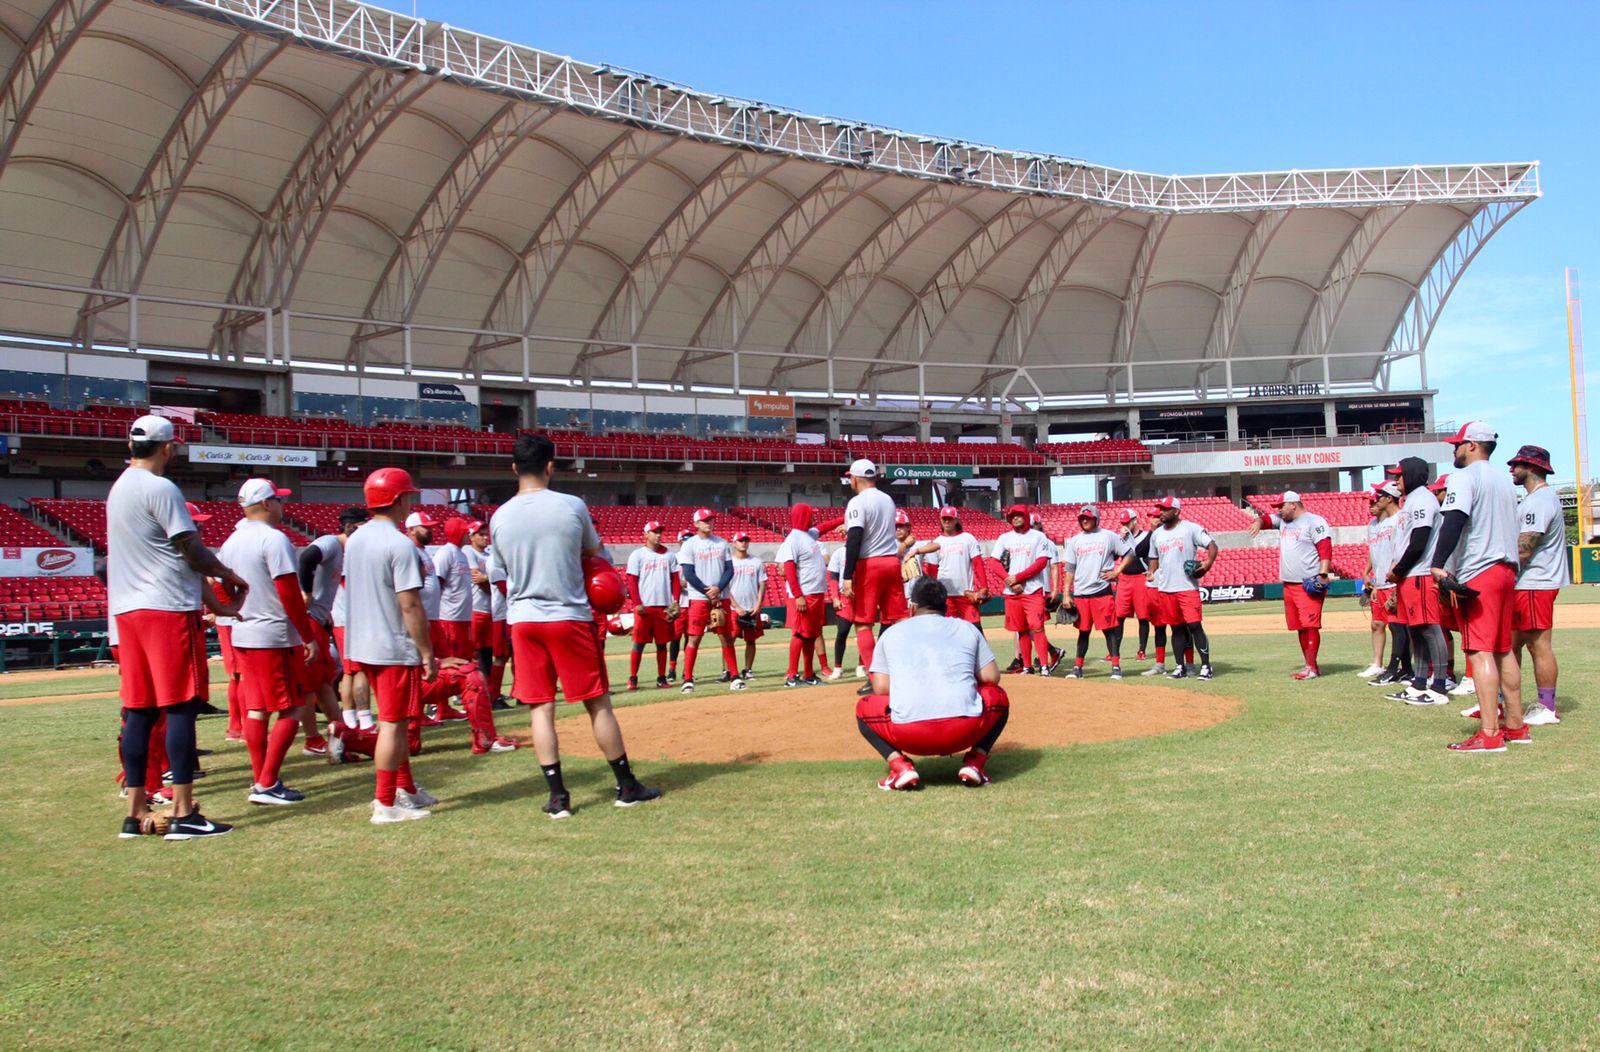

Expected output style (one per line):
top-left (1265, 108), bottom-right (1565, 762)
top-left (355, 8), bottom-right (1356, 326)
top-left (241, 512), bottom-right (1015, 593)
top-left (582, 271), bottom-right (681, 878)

top-left (733, 531), bottom-right (751, 542)
top-left (1117, 508), bottom-right (1137, 524)
top-left (1384, 463), bottom-right (1403, 477)
top-left (894, 509), bottom-right (911, 526)
top-left (1449, 420), bottom-right (1497, 445)
top-left (1151, 496), bottom-right (1181, 511)
top-left (1005, 503), bottom-right (1029, 520)
top-left (643, 520), bottom-right (663, 534)
top-left (404, 510), bottom-right (438, 530)
top-left (938, 506), bottom-right (959, 519)
top-left (185, 501), bottom-right (211, 523)
top-left (692, 507), bottom-right (715, 523)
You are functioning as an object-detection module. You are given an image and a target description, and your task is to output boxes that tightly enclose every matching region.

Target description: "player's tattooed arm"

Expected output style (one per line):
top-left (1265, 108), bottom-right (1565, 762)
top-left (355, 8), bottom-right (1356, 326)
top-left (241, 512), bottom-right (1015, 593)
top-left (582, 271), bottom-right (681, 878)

top-left (1517, 531), bottom-right (1541, 569)
top-left (172, 531), bottom-right (248, 593)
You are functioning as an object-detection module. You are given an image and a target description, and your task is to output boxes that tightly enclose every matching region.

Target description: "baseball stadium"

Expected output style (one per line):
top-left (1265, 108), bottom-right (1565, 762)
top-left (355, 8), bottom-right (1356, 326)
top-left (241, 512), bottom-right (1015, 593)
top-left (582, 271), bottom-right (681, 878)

top-left (2, 0), bottom-right (1596, 1046)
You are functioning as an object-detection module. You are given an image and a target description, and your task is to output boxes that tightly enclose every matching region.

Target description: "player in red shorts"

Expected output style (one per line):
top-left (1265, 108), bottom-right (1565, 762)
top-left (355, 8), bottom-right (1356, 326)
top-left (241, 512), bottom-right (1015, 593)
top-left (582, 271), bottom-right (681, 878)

top-left (665, 528), bottom-right (694, 683)
top-left (463, 520), bottom-right (496, 678)
top-left (728, 532), bottom-right (767, 680)
top-left (491, 433), bottom-right (660, 818)
top-left (1508, 445), bottom-right (1565, 725)
top-left (913, 506), bottom-right (988, 626)
top-left (840, 459), bottom-right (909, 693)
top-left (776, 503), bottom-right (837, 686)
top-left (676, 508), bottom-right (744, 693)
top-left (485, 546), bottom-right (512, 705)
top-left (857, 577), bottom-right (1010, 790)
top-left (1058, 505), bottom-right (1132, 679)
top-left (432, 517), bottom-right (475, 661)
top-left (109, 414), bottom-right (246, 840)
top-left (1383, 459), bottom-right (1452, 704)
top-left (991, 504), bottom-right (1054, 675)
top-left (624, 520), bottom-right (681, 690)
top-left (296, 505), bottom-right (367, 756)
top-left (1111, 509), bottom-right (1162, 672)
top-left (1247, 491), bottom-right (1333, 680)
top-left (344, 467), bottom-right (441, 824)
top-left (826, 543), bottom-right (858, 680)
top-left (1145, 497), bottom-right (1217, 680)
top-left (1360, 482), bottom-right (1408, 685)
top-left (1431, 421), bottom-right (1527, 752)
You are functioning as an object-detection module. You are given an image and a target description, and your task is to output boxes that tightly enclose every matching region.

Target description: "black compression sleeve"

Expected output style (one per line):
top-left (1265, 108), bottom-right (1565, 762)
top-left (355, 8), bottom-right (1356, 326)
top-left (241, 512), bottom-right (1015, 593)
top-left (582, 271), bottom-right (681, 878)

top-left (716, 559), bottom-right (734, 592)
top-left (1431, 510), bottom-right (1469, 571)
top-left (843, 525), bottom-right (864, 579)
top-left (1390, 525), bottom-right (1432, 578)
top-left (296, 544), bottom-right (323, 592)
top-left (680, 565), bottom-right (708, 594)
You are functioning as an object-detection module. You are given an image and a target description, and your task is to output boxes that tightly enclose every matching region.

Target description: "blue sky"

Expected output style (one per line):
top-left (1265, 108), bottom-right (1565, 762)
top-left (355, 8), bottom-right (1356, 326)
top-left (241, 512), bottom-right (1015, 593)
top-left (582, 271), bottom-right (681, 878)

top-left (437, 0), bottom-right (1595, 484)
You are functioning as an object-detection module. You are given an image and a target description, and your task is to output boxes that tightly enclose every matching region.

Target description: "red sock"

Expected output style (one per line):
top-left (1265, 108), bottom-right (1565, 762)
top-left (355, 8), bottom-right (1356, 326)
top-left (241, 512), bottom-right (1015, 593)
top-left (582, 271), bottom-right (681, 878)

top-left (407, 716), bottom-right (422, 755)
top-left (787, 636), bottom-right (803, 678)
top-left (683, 644), bottom-right (699, 680)
top-left (630, 648), bottom-right (643, 679)
top-left (655, 649), bottom-right (667, 678)
top-left (146, 715), bottom-right (167, 790)
top-left (856, 626), bottom-right (876, 669)
top-left (488, 660), bottom-right (507, 700)
top-left (261, 713), bottom-right (299, 786)
top-left (816, 639), bottom-right (831, 675)
top-left (226, 677), bottom-right (243, 736)
top-left (1156, 645), bottom-right (1166, 664)
top-left (1305, 627), bottom-right (1321, 669)
top-left (1074, 657), bottom-right (1085, 668)
top-left (1185, 647), bottom-right (1194, 665)
top-left (722, 644), bottom-right (740, 678)
top-left (244, 714), bottom-right (268, 785)
top-left (396, 760), bottom-right (416, 793)
top-left (376, 767), bottom-right (397, 806)
top-left (1034, 633), bottom-right (1053, 667)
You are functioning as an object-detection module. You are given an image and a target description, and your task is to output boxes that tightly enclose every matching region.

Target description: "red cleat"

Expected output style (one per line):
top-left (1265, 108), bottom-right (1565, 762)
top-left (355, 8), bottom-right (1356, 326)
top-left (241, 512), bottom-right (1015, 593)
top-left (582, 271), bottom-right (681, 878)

top-left (1136, 651), bottom-right (1147, 661)
top-left (1501, 724), bottom-right (1532, 745)
top-left (420, 715), bottom-right (442, 729)
top-left (224, 729), bottom-right (245, 742)
top-left (1291, 666), bottom-right (1320, 681)
top-left (1448, 730), bottom-right (1506, 753)
top-left (435, 705), bottom-right (468, 723)
top-left (957, 750), bottom-right (991, 787)
top-left (877, 755), bottom-right (921, 791)
top-left (302, 735), bottom-right (328, 757)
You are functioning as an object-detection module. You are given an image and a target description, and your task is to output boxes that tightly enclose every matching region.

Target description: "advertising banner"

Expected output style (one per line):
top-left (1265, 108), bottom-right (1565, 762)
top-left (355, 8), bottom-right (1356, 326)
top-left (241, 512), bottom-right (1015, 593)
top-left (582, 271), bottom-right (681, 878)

top-left (1151, 439), bottom-right (1451, 477)
top-left (883, 464), bottom-right (976, 481)
top-left (188, 444), bottom-right (319, 468)
top-left (0, 547), bottom-right (94, 577)
top-left (420, 383), bottom-right (466, 401)
top-left (1198, 583), bottom-right (1262, 603)
top-left (746, 395), bottom-right (795, 418)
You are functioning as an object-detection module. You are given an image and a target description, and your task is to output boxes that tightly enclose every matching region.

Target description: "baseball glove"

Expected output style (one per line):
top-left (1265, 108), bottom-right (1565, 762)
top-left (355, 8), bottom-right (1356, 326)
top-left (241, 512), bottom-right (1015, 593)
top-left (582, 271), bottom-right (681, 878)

top-left (1184, 559), bottom-right (1208, 579)
top-left (1301, 575), bottom-right (1329, 597)
top-left (999, 549), bottom-right (1011, 571)
top-left (140, 813), bottom-right (173, 836)
top-left (709, 605), bottom-right (727, 632)
top-left (1044, 592), bottom-right (1063, 613)
top-left (663, 602), bottom-right (680, 621)
top-left (736, 611), bottom-right (759, 630)
top-left (1358, 588), bottom-right (1372, 608)
top-left (1054, 598), bottom-right (1075, 625)
top-left (1436, 575), bottom-right (1479, 603)
top-left (901, 555), bottom-right (919, 582)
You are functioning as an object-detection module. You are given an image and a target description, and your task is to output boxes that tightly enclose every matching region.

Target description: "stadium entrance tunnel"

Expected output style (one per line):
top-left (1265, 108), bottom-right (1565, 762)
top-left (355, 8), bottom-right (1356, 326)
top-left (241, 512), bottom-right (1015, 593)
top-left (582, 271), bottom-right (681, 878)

top-left (553, 680), bottom-right (1241, 764)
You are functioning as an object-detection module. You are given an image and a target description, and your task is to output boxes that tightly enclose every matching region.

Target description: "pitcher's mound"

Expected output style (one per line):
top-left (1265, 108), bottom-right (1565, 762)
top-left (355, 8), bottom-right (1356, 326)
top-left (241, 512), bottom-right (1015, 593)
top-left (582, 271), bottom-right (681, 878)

top-left (562, 677), bottom-right (1241, 764)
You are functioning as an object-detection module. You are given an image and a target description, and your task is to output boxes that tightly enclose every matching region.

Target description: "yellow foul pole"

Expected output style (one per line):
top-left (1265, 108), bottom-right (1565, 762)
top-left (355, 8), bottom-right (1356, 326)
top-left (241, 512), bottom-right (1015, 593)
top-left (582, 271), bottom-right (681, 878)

top-left (1567, 268), bottom-right (1591, 541)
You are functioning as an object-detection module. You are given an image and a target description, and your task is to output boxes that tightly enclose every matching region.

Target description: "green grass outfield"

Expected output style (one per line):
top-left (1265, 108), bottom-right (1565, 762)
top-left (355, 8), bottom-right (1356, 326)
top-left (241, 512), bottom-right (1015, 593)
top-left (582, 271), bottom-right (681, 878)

top-left (3, 595), bottom-right (1598, 1048)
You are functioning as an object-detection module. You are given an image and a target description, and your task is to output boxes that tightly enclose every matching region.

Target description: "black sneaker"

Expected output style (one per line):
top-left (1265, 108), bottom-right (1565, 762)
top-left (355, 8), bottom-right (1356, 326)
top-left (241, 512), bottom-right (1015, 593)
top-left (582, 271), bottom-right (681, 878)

top-left (492, 696), bottom-right (513, 710)
top-left (1018, 665), bottom-right (1033, 675)
top-left (740, 668), bottom-right (754, 681)
top-left (543, 793), bottom-right (573, 820)
top-left (1198, 664), bottom-right (1215, 681)
top-left (627, 676), bottom-right (639, 692)
top-left (196, 747), bottom-right (214, 757)
top-left (655, 676), bottom-right (669, 689)
top-left (1368, 671), bottom-right (1399, 686)
top-left (1067, 666), bottom-right (1084, 679)
top-left (856, 683), bottom-right (873, 696)
top-left (680, 679), bottom-right (696, 694)
top-left (666, 668), bottom-right (677, 684)
top-left (1047, 647), bottom-right (1065, 672)
top-left (120, 816), bottom-right (144, 839)
top-left (1109, 667), bottom-right (1123, 681)
top-left (163, 810), bottom-right (233, 840)
top-left (785, 676), bottom-right (800, 688)
top-left (1004, 657), bottom-right (1024, 674)
top-left (615, 782), bottom-right (662, 808)
top-left (800, 676), bottom-right (823, 686)
top-left (1030, 665), bottom-right (1045, 676)
top-left (196, 700), bottom-right (223, 716)
top-left (1169, 666), bottom-right (1189, 680)
top-left (162, 769), bottom-right (207, 785)
top-left (248, 781), bottom-right (305, 806)
top-left (717, 670), bottom-right (732, 683)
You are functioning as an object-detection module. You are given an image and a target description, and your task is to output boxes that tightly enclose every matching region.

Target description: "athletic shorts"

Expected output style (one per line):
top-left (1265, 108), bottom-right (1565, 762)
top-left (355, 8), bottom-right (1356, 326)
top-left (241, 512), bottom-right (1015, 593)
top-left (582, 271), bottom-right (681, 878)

top-left (472, 611), bottom-right (494, 651)
top-left (1073, 592), bottom-right (1117, 632)
top-left (855, 684), bottom-right (1009, 757)
top-left (786, 595), bottom-right (826, 639)
top-left (1113, 573), bottom-right (1149, 621)
top-left (305, 619), bottom-right (339, 688)
top-left (234, 645), bottom-right (304, 713)
top-left (216, 623), bottom-right (237, 677)
top-left (114, 609), bottom-right (209, 710)
top-left (1151, 589), bottom-right (1202, 627)
top-left (633, 605), bottom-right (676, 645)
top-left (1440, 595), bottom-right (1462, 633)
top-left (850, 555), bottom-right (909, 627)
top-left (1459, 562), bottom-right (1516, 654)
top-left (830, 589), bottom-right (854, 625)
top-left (492, 620), bottom-right (509, 661)
top-left (1514, 588), bottom-right (1557, 632)
top-left (944, 594), bottom-right (981, 625)
top-left (429, 621), bottom-right (449, 656)
top-left (1370, 587), bottom-right (1396, 625)
top-left (1282, 582), bottom-right (1325, 631)
top-left (332, 626), bottom-right (357, 675)
top-left (686, 598), bottom-right (734, 639)
top-left (1396, 575), bottom-right (1441, 627)
top-left (510, 619), bottom-right (610, 705)
top-left (1003, 592), bottom-right (1047, 632)
top-left (735, 616), bottom-right (764, 642)
top-left (356, 662), bottom-right (423, 723)
top-left (438, 619), bottom-right (475, 661)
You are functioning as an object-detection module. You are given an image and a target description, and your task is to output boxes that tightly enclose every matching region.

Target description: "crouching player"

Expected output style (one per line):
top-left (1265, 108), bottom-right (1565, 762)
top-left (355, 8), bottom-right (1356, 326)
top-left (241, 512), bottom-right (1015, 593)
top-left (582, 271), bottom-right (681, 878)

top-left (856, 577), bottom-right (1010, 791)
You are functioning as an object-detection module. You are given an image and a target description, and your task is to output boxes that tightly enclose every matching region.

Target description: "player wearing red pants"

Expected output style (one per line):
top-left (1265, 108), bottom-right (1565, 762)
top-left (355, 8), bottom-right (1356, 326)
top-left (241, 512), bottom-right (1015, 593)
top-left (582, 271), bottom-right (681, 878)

top-left (404, 510), bottom-right (466, 725)
top-left (1248, 491), bottom-right (1333, 680)
top-left (1113, 509), bottom-right (1164, 672)
top-left (346, 467), bottom-right (442, 824)
top-left (1058, 505), bottom-right (1133, 679)
top-left (915, 507), bottom-right (989, 626)
top-left (776, 503), bottom-right (840, 686)
top-left (856, 577), bottom-right (1010, 790)
top-left (676, 508), bottom-right (744, 693)
top-left (624, 520), bottom-right (681, 690)
top-left (1508, 445), bottom-right (1564, 726)
top-left (840, 459), bottom-right (908, 693)
top-left (296, 505), bottom-right (367, 755)
top-left (433, 517), bottom-right (476, 661)
top-left (491, 432), bottom-right (660, 819)
top-left (109, 415), bottom-right (247, 840)
top-left (991, 504), bottom-right (1054, 675)
top-left (728, 532), bottom-right (767, 679)
top-left (218, 478), bottom-right (322, 807)
top-left (1145, 496), bottom-right (1218, 680)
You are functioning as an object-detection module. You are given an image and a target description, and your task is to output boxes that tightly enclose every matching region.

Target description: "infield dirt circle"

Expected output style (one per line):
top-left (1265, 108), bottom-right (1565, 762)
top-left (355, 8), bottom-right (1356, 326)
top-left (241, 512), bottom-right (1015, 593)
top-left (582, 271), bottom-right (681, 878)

top-left (563, 678), bottom-right (1241, 764)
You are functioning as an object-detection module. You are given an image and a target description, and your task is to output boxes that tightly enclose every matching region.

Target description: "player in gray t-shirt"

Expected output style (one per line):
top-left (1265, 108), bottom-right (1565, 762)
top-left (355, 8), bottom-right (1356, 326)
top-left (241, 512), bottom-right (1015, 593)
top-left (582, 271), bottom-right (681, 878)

top-left (1508, 445), bottom-right (1565, 725)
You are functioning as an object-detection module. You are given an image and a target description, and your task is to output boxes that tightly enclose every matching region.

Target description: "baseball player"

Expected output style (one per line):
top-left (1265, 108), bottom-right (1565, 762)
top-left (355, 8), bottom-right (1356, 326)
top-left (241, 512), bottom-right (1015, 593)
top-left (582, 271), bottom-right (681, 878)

top-left (109, 414), bottom-right (245, 840)
top-left (991, 504), bottom-right (1055, 675)
top-left (490, 433), bottom-right (660, 818)
top-left (463, 521), bottom-right (495, 679)
top-left (433, 517), bottom-right (475, 661)
top-left (1247, 491), bottom-right (1333, 680)
top-left (1145, 496), bottom-right (1217, 680)
top-left (1059, 505), bottom-right (1132, 679)
top-left (329, 560), bottom-right (376, 734)
top-left (857, 577), bottom-right (1010, 791)
top-left (343, 466), bottom-right (440, 823)
top-left (1361, 482), bottom-right (1408, 685)
top-left (677, 509), bottom-right (744, 693)
top-left (1383, 457), bottom-right (1451, 704)
top-left (296, 505), bottom-right (367, 755)
top-left (485, 545), bottom-right (511, 705)
top-left (665, 528), bottom-right (695, 683)
top-left (1430, 473), bottom-right (1470, 695)
top-left (776, 503), bottom-right (836, 686)
top-left (826, 543), bottom-right (860, 679)
top-left (1112, 509), bottom-right (1163, 672)
top-left (1431, 422), bottom-right (1526, 752)
top-left (406, 511), bottom-right (466, 724)
top-left (914, 506), bottom-right (989, 625)
top-left (624, 520), bottom-right (681, 691)
top-left (895, 510), bottom-right (919, 600)
top-left (840, 459), bottom-right (908, 688)
top-left (217, 478), bottom-right (320, 807)
top-left (728, 532), bottom-right (767, 679)
top-left (1508, 444), bottom-right (1565, 725)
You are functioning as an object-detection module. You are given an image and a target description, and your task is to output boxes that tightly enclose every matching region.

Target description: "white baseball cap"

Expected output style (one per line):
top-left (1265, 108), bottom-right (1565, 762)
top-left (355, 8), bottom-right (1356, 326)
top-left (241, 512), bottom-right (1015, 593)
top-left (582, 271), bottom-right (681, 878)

top-left (1272, 491), bottom-right (1302, 507)
top-left (847, 458), bottom-right (878, 478)
top-left (237, 478), bottom-right (291, 506)
top-left (692, 507), bottom-right (715, 523)
top-left (1449, 420), bottom-right (1497, 445)
top-left (405, 510), bottom-right (439, 529)
top-left (129, 414), bottom-right (175, 443)
top-left (1374, 481), bottom-right (1400, 499)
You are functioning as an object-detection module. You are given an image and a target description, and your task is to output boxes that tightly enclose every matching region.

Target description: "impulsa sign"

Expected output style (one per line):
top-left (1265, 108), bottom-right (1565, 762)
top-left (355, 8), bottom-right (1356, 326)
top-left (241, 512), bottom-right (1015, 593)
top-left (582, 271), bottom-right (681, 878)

top-left (745, 395), bottom-right (794, 418)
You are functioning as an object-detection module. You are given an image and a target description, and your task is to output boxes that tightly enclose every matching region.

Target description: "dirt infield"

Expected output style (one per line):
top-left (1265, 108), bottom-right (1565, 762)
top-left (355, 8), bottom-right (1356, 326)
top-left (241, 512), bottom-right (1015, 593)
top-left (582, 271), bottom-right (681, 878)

top-left (560, 678), bottom-right (1240, 764)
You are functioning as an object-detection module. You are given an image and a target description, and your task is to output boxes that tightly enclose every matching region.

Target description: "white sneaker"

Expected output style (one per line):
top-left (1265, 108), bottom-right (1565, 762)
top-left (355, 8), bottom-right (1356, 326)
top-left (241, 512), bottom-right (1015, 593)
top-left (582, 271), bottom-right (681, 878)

top-left (371, 801), bottom-right (429, 824)
top-left (1450, 679), bottom-right (1477, 697)
top-left (1355, 663), bottom-right (1385, 678)
top-left (1523, 705), bottom-right (1562, 726)
top-left (728, 678), bottom-right (747, 692)
top-left (487, 738), bottom-right (518, 752)
top-left (1403, 687), bottom-right (1449, 707)
top-left (854, 665), bottom-right (867, 680)
top-left (1459, 705), bottom-right (1481, 719)
top-left (1140, 665), bottom-right (1166, 677)
top-left (825, 667), bottom-right (842, 682)
top-left (396, 786), bottom-right (438, 809)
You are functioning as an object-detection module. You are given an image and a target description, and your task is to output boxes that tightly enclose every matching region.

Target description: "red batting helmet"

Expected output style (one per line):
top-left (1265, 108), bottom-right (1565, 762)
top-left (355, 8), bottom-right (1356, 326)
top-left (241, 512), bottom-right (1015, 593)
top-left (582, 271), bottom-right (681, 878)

top-left (1005, 503), bottom-right (1029, 522)
top-left (364, 467), bottom-right (420, 510)
top-left (894, 509), bottom-right (910, 526)
top-left (583, 555), bottom-right (626, 615)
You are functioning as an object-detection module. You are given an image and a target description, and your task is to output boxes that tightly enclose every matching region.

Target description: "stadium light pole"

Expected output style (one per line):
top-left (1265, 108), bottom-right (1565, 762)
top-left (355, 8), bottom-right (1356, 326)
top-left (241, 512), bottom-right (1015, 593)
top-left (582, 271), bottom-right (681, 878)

top-left (1567, 267), bottom-right (1592, 540)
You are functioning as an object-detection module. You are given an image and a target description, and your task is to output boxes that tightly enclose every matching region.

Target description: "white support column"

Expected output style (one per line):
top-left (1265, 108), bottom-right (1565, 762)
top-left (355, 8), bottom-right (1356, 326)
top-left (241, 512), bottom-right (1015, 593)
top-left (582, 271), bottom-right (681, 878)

top-left (403, 326), bottom-right (413, 375)
top-left (1225, 403), bottom-right (1239, 441)
top-left (1224, 358), bottom-right (1234, 399)
top-left (521, 337), bottom-right (530, 382)
top-left (262, 307), bottom-right (272, 364)
top-left (732, 349), bottom-right (741, 394)
top-left (281, 310), bottom-right (292, 367)
top-left (128, 295), bottom-right (139, 353)
top-left (826, 358), bottom-right (835, 399)
top-left (1324, 399), bottom-right (1338, 438)
top-left (630, 343), bottom-right (639, 387)
top-left (1418, 342), bottom-right (1428, 389)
